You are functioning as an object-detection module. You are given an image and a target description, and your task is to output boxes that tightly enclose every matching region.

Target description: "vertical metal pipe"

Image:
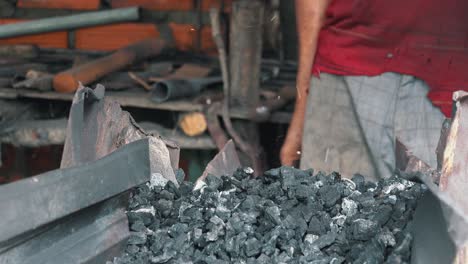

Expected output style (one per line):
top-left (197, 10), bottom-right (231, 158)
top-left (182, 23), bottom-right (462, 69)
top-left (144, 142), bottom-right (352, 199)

top-left (229, 0), bottom-right (264, 111)
top-left (228, 0), bottom-right (266, 175)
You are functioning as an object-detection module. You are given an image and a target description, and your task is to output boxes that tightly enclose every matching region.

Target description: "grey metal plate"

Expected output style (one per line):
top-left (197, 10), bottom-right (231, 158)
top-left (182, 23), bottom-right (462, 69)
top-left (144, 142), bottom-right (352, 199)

top-left (0, 138), bottom-right (151, 243)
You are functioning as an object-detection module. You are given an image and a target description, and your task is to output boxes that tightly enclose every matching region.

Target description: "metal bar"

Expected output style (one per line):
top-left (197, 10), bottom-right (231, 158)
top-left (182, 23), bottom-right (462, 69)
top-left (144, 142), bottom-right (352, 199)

top-left (0, 7), bottom-right (140, 39)
top-left (0, 138), bottom-right (151, 243)
top-left (0, 196), bottom-right (130, 264)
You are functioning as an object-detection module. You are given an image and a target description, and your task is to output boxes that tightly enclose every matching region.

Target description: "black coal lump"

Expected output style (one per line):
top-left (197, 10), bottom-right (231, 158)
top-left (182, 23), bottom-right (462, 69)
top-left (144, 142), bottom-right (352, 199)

top-left (319, 185), bottom-right (342, 208)
top-left (112, 168), bottom-right (424, 263)
top-left (175, 168), bottom-right (185, 184)
top-left (349, 219), bottom-right (379, 240)
top-left (206, 174), bottom-right (224, 191)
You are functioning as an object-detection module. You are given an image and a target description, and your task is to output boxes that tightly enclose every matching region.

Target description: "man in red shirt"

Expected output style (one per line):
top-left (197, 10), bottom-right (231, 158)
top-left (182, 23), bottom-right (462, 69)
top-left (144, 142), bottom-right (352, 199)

top-left (280, 0), bottom-right (467, 180)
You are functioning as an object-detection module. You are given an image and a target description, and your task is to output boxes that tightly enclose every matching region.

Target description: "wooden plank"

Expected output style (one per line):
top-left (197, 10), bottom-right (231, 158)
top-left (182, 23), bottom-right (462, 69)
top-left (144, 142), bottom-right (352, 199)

top-left (0, 19), bottom-right (68, 49)
top-left (17, 0), bottom-right (100, 10)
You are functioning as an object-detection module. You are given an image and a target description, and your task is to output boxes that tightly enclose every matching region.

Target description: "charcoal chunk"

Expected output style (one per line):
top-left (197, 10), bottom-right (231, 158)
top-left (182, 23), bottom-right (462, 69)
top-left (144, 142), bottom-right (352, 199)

top-left (319, 185), bottom-right (341, 207)
top-left (130, 221), bottom-right (147, 232)
top-left (128, 232), bottom-right (147, 245)
top-left (349, 219), bottom-right (379, 240)
top-left (175, 168), bottom-right (185, 184)
top-left (312, 232), bottom-right (337, 249)
top-left (206, 174), bottom-right (223, 191)
top-left (244, 237), bottom-right (262, 257)
top-left (114, 167), bottom-right (422, 264)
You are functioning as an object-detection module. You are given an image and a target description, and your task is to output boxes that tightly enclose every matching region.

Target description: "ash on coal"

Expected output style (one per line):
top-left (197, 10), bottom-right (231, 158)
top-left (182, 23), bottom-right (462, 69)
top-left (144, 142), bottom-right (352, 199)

top-left (109, 167), bottom-right (425, 264)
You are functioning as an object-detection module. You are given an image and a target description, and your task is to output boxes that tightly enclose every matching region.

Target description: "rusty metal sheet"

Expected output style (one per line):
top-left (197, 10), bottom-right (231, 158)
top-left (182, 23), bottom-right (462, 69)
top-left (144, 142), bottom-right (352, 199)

top-left (438, 90), bottom-right (468, 263)
top-left (195, 140), bottom-right (241, 189)
top-left (61, 84), bottom-right (179, 183)
top-left (411, 90), bottom-right (468, 264)
top-left (0, 83), bottom-right (181, 264)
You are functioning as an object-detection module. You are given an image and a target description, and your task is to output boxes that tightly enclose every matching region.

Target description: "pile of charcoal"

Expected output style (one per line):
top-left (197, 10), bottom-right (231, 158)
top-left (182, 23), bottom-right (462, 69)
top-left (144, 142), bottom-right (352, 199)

top-left (110, 167), bottom-right (425, 264)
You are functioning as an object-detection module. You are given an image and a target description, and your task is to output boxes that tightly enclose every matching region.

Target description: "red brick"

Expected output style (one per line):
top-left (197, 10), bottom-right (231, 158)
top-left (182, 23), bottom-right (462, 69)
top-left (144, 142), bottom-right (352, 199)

top-left (17, 0), bottom-right (100, 10)
top-left (75, 23), bottom-right (160, 51)
top-left (75, 23), bottom-right (216, 54)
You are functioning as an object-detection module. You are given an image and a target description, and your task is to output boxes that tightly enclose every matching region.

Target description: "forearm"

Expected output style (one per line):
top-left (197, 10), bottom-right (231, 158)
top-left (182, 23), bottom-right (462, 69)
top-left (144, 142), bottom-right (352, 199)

top-left (281, 0), bottom-right (330, 163)
top-left (295, 0), bottom-right (330, 101)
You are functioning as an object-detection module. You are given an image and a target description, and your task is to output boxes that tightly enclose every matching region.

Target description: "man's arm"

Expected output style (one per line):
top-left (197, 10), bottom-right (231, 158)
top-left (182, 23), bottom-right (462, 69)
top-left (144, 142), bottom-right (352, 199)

top-left (280, 0), bottom-right (331, 166)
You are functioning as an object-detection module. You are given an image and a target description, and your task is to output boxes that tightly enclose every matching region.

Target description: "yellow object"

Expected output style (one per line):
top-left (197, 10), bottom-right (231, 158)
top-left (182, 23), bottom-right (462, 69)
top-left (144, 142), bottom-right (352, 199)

top-left (179, 112), bottom-right (207, 137)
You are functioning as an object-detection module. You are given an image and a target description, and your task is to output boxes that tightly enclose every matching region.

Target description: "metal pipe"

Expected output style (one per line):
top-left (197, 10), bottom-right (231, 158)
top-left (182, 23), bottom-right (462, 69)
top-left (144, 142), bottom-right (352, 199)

top-left (0, 7), bottom-right (139, 39)
top-left (150, 76), bottom-right (222, 103)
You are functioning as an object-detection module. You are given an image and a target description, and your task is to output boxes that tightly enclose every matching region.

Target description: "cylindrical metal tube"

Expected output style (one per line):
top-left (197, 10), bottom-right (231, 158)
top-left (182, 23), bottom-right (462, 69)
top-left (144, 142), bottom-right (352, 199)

top-left (229, 0), bottom-right (264, 110)
top-left (150, 77), bottom-right (222, 103)
top-left (0, 7), bottom-right (139, 39)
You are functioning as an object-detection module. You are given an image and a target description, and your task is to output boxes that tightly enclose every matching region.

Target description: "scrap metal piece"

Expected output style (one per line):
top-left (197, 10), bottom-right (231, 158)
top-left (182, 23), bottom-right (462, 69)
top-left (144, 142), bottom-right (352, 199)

top-left (196, 140), bottom-right (241, 189)
top-left (0, 7), bottom-right (139, 39)
top-left (61, 84), bottom-right (179, 183)
top-left (411, 189), bottom-right (456, 264)
top-left (150, 77), bottom-right (222, 103)
top-left (436, 118), bottom-right (452, 171)
top-left (205, 102), bottom-right (229, 150)
top-left (53, 37), bottom-right (170, 93)
top-left (0, 138), bottom-right (151, 244)
top-left (439, 90), bottom-right (468, 263)
top-left (0, 196), bottom-right (130, 264)
top-left (411, 90), bottom-right (468, 264)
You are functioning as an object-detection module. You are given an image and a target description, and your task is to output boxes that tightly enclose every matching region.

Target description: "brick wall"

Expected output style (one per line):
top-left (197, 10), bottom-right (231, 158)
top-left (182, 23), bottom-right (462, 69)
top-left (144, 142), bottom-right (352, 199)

top-left (0, 0), bottom-right (232, 53)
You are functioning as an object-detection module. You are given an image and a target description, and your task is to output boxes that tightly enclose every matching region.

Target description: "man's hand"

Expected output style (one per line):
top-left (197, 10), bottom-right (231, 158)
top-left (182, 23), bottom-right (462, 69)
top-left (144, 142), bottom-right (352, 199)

top-left (280, 123), bottom-right (303, 167)
top-left (280, 79), bottom-right (308, 167)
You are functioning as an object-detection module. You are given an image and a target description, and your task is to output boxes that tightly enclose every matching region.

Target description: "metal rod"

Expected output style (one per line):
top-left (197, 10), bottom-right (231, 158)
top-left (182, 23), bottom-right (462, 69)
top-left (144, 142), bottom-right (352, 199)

top-left (0, 7), bottom-right (139, 39)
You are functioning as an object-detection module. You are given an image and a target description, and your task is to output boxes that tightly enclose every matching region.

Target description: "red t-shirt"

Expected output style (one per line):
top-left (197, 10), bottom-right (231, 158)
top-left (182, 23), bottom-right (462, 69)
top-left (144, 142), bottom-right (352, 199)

top-left (314, 0), bottom-right (468, 117)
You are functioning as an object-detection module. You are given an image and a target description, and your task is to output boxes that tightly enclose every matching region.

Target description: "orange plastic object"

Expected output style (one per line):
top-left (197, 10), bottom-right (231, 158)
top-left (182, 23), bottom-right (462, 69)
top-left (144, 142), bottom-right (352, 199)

top-left (17, 0), bottom-right (100, 10)
top-left (110, 0), bottom-right (193, 11)
top-left (0, 19), bottom-right (68, 48)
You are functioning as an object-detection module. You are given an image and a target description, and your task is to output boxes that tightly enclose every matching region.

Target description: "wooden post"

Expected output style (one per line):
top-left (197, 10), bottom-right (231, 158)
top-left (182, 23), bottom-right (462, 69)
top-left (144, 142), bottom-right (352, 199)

top-left (228, 0), bottom-right (266, 174)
